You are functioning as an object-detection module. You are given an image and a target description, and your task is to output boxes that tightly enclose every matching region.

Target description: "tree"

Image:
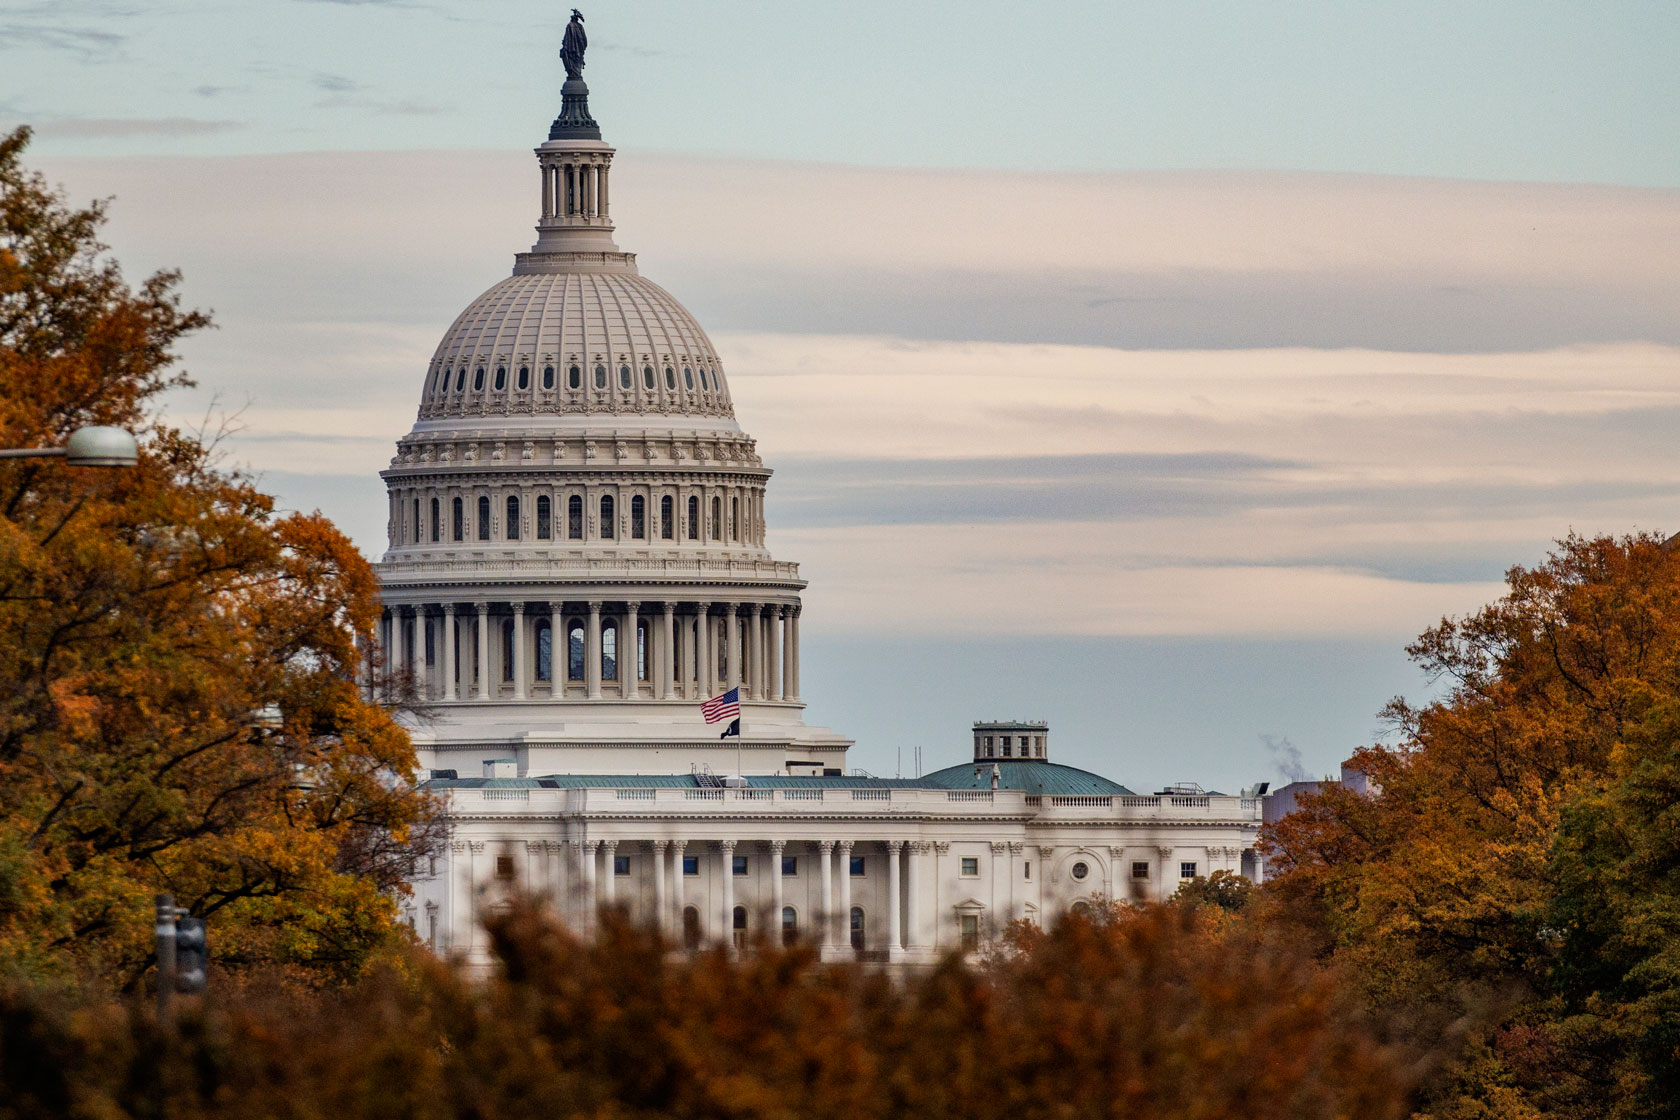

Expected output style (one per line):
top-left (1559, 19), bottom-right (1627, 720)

top-left (1262, 532), bottom-right (1680, 1118)
top-left (0, 126), bottom-right (438, 988)
top-left (1173, 869), bottom-right (1255, 913)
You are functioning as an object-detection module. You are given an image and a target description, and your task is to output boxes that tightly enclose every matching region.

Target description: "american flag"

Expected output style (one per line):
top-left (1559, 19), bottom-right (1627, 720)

top-left (701, 686), bottom-right (740, 724)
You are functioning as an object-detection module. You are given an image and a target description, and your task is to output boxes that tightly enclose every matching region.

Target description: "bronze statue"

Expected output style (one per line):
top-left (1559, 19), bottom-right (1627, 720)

top-left (561, 9), bottom-right (587, 80)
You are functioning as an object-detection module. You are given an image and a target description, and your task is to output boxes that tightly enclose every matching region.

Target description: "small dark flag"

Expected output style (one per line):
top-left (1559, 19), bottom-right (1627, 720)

top-left (719, 718), bottom-right (740, 740)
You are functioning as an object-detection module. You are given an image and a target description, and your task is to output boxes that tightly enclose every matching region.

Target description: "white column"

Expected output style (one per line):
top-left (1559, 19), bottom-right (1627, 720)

top-left (671, 840), bottom-right (686, 935)
top-left (781, 608), bottom-right (794, 701)
top-left (624, 601), bottom-right (640, 698)
top-left (724, 604), bottom-right (740, 690)
top-left (887, 841), bottom-right (904, 957)
top-left (660, 602), bottom-right (676, 699)
top-left (767, 607), bottom-right (783, 701)
top-left (769, 839), bottom-right (785, 940)
top-left (790, 607), bottom-right (801, 700)
top-left (1158, 846), bottom-right (1174, 903)
top-left (696, 604), bottom-right (712, 697)
top-left (600, 839), bottom-right (617, 905)
top-left (474, 604), bottom-right (490, 700)
top-left (651, 840), bottom-right (668, 936)
top-left (511, 602), bottom-right (527, 700)
top-left (747, 605), bottom-right (763, 699)
top-left (410, 606), bottom-right (426, 698)
top-left (906, 841), bottom-right (925, 953)
top-left (550, 601), bottom-right (565, 694)
top-left (586, 601), bottom-right (603, 699)
top-left (581, 840), bottom-right (598, 930)
top-left (441, 604), bottom-right (457, 701)
top-left (818, 839), bottom-right (835, 955)
top-left (837, 841), bottom-right (853, 953)
top-left (719, 840), bottom-right (736, 954)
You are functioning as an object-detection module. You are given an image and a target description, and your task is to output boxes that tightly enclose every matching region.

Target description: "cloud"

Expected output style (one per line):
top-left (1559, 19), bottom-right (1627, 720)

top-left (193, 85), bottom-right (241, 99)
top-left (312, 73), bottom-right (361, 93)
top-left (0, 22), bottom-right (124, 58)
top-left (28, 117), bottom-right (244, 139)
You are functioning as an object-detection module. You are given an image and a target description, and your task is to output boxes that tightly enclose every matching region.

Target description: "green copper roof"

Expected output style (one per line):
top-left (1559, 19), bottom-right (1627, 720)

top-left (918, 760), bottom-right (1134, 797)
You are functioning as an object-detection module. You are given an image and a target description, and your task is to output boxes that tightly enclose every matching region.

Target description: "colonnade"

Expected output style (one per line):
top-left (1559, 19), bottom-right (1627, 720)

top-left (539, 155), bottom-right (609, 223)
top-left (379, 598), bottom-right (800, 703)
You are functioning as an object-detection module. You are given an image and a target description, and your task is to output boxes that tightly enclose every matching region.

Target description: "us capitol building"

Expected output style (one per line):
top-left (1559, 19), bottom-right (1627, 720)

top-left (383, 18), bottom-right (1264, 963)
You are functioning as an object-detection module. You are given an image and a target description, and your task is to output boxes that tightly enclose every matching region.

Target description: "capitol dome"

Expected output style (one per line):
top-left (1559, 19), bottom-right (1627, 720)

top-left (372, 50), bottom-right (849, 777)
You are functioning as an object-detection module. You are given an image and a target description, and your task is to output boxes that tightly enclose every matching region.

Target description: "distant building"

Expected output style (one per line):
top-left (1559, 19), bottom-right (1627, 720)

top-left (382, 27), bottom-right (1264, 966)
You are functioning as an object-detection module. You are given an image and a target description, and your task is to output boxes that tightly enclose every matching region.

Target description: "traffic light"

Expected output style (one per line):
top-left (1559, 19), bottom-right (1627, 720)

top-left (174, 916), bottom-right (208, 994)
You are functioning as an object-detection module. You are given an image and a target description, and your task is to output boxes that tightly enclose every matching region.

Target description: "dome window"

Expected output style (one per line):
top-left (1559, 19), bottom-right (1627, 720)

top-left (543, 365), bottom-right (556, 389)
top-left (568, 364), bottom-right (580, 389)
top-left (665, 366), bottom-right (676, 390)
top-left (618, 364), bottom-right (631, 390)
top-left (494, 366), bottom-right (507, 391)
top-left (683, 367), bottom-right (694, 390)
top-left (642, 365), bottom-right (654, 389)
top-left (473, 367), bottom-right (485, 391)
top-left (517, 365), bottom-right (530, 390)
top-left (454, 368), bottom-right (466, 393)
top-left (594, 363), bottom-right (607, 389)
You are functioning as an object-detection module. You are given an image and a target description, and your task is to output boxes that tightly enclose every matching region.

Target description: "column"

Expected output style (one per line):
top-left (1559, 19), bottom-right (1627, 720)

top-left (781, 608), bottom-right (794, 701)
top-left (837, 841), bottom-right (854, 953)
top-left (511, 602), bottom-right (527, 700)
top-left (550, 601), bottom-right (565, 695)
top-left (387, 610), bottom-right (404, 681)
top-left (719, 840), bottom-right (736, 954)
top-left (651, 840), bottom-right (668, 936)
top-left (767, 607), bottom-right (783, 701)
top-left (442, 604), bottom-right (457, 701)
top-left (671, 840), bottom-right (686, 935)
top-left (1158, 846), bottom-right (1174, 903)
top-left (586, 601), bottom-right (603, 699)
top-left (906, 842), bottom-right (925, 953)
top-left (624, 602), bottom-right (640, 699)
top-left (887, 841), bottom-right (904, 957)
top-left (410, 606), bottom-right (426, 698)
top-left (659, 602), bottom-right (676, 699)
top-left (790, 607), bottom-right (801, 700)
top-left (818, 839), bottom-right (835, 954)
top-left (581, 840), bottom-right (598, 929)
top-left (724, 604), bottom-right (740, 690)
top-left (475, 604), bottom-right (490, 700)
top-left (601, 839), bottom-right (617, 905)
top-left (769, 840), bottom-right (785, 940)
top-left (745, 605), bottom-right (761, 699)
top-left (696, 603), bottom-right (712, 697)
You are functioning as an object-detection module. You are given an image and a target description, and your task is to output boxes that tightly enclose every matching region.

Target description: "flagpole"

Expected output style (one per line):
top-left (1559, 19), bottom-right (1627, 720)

top-left (737, 696), bottom-right (744, 779)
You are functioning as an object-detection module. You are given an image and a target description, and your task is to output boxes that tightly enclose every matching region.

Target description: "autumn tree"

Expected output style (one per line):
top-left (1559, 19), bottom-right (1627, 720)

top-left (0, 126), bottom-right (437, 988)
top-left (1263, 532), bottom-right (1680, 1118)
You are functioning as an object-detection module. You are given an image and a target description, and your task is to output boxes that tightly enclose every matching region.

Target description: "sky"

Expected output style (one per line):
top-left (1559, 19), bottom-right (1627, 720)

top-left (6, 1), bottom-right (1680, 790)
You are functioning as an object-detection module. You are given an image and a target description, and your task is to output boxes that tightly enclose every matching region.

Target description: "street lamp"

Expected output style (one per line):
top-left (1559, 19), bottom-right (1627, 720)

top-left (0, 425), bottom-right (139, 467)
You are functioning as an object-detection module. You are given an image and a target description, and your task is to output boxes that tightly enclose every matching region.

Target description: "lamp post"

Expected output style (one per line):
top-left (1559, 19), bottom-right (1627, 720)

top-left (0, 426), bottom-right (139, 467)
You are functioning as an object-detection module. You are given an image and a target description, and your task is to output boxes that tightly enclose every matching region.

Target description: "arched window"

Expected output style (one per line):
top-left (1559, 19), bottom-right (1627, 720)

top-left (536, 495), bottom-right (551, 539)
top-left (543, 364), bottom-right (556, 389)
top-left (642, 364), bottom-right (655, 389)
top-left (850, 907), bottom-right (865, 951)
top-left (517, 365), bottom-right (530, 390)
top-left (473, 367), bottom-right (485, 390)
top-left (636, 619), bottom-right (647, 681)
top-left (594, 363), bottom-right (607, 389)
top-left (412, 498), bottom-right (420, 543)
top-left (601, 621), bottom-right (617, 681)
top-left (618, 364), bottom-right (631, 390)
top-left (600, 494), bottom-right (615, 539)
top-left (430, 497), bottom-right (439, 542)
top-left (568, 364), bottom-right (581, 390)
top-left (452, 496), bottom-right (464, 542)
top-left (686, 495), bottom-right (699, 540)
top-left (730, 496), bottom-right (739, 541)
top-left (506, 495), bottom-right (519, 540)
top-left (477, 496), bottom-right (491, 541)
top-left (781, 906), bottom-right (797, 946)
top-left (536, 620), bottom-right (552, 681)
top-left (732, 905), bottom-right (747, 949)
top-left (568, 620), bottom-right (585, 681)
top-left (661, 495), bottom-right (674, 540)
top-left (684, 366), bottom-right (694, 390)
top-left (454, 367), bottom-right (466, 392)
top-left (630, 495), bottom-right (645, 539)
top-left (682, 906), bottom-right (702, 951)
top-left (711, 496), bottom-right (722, 541)
top-left (568, 494), bottom-right (583, 539)
top-left (501, 619), bottom-right (514, 681)
top-left (665, 366), bottom-right (676, 390)
top-left (493, 365), bottom-right (506, 390)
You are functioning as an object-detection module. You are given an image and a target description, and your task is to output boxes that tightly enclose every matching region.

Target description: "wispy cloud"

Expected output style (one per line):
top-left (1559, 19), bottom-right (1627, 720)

top-left (29, 117), bottom-right (244, 139)
top-left (0, 22), bottom-right (124, 59)
top-left (312, 73), bottom-right (361, 93)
